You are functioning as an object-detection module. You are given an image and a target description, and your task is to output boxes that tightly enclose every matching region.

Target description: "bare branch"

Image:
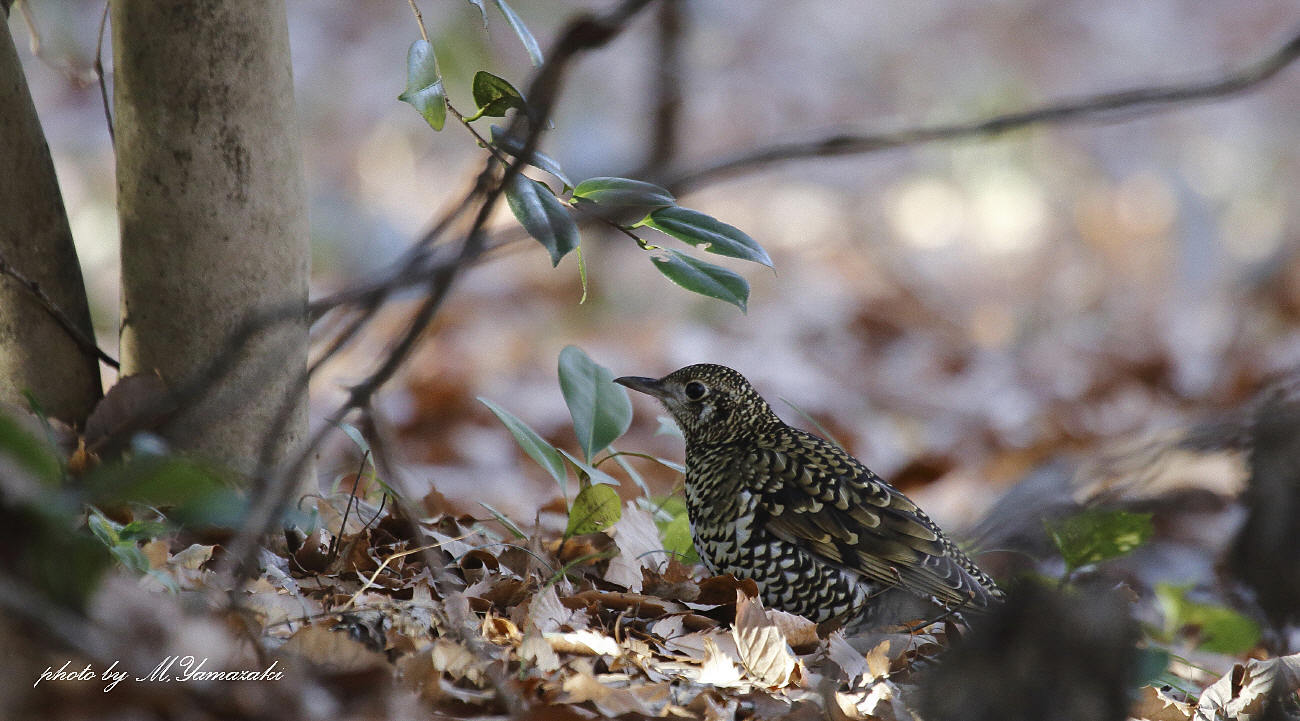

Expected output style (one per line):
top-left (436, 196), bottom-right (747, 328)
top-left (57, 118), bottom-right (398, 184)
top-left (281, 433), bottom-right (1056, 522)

top-left (667, 27), bottom-right (1300, 192)
top-left (0, 250), bottom-right (118, 369)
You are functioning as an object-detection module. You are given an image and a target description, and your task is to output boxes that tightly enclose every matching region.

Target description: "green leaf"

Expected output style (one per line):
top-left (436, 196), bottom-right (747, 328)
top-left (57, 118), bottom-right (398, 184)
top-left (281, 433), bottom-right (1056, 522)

top-left (478, 397), bottom-right (568, 495)
top-left (87, 509), bottom-right (152, 574)
top-left (655, 415), bottom-right (684, 440)
top-left (1046, 509), bottom-right (1153, 574)
top-left (1132, 647), bottom-right (1171, 689)
top-left (650, 250), bottom-right (749, 312)
top-left (0, 411), bottom-right (61, 483)
top-left (504, 174), bottom-right (580, 266)
top-left (398, 39), bottom-right (446, 131)
top-left (643, 207), bottom-right (773, 267)
top-left (656, 496), bottom-right (699, 564)
top-left (479, 502), bottom-right (527, 539)
top-left (492, 0), bottom-right (543, 66)
top-left (465, 0), bottom-right (487, 25)
top-left (86, 456), bottom-right (245, 527)
top-left (1155, 583), bottom-right (1262, 655)
top-left (557, 345), bottom-right (633, 462)
top-left (489, 126), bottom-right (573, 190)
top-left (559, 448), bottom-right (621, 487)
top-left (564, 484), bottom-right (621, 537)
top-left (572, 177), bottom-right (675, 210)
top-left (469, 71), bottom-right (526, 119)
top-left (607, 446), bottom-right (652, 498)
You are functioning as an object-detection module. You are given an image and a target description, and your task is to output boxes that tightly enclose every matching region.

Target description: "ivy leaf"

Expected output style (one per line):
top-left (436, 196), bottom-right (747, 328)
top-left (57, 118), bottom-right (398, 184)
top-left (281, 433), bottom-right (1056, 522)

top-left (565, 484), bottom-right (621, 538)
top-left (644, 207), bottom-right (773, 267)
top-left (504, 174), bottom-right (579, 266)
top-left (558, 346), bottom-right (632, 462)
top-left (1046, 509), bottom-right (1153, 574)
top-left (478, 397), bottom-right (568, 495)
top-left (397, 39), bottom-right (446, 131)
top-left (650, 250), bottom-right (749, 312)
top-left (468, 71), bottom-right (526, 120)
top-left (572, 176), bottom-right (675, 210)
top-left (490, 126), bottom-right (573, 190)
top-left (492, 0), bottom-right (543, 66)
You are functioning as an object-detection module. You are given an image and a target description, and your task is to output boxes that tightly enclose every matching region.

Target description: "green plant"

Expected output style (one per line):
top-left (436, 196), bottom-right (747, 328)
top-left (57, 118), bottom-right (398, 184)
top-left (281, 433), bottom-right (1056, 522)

top-left (480, 345), bottom-right (688, 547)
top-left (398, 4), bottom-right (772, 311)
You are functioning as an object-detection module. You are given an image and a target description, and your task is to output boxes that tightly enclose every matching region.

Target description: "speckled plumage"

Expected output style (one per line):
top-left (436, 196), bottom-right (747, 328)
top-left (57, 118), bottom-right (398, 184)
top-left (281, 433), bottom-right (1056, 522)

top-left (615, 364), bottom-right (1002, 630)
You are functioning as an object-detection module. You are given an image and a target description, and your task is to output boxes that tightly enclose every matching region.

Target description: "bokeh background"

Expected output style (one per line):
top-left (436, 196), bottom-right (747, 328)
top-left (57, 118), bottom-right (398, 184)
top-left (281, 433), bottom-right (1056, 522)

top-left (12, 1), bottom-right (1300, 542)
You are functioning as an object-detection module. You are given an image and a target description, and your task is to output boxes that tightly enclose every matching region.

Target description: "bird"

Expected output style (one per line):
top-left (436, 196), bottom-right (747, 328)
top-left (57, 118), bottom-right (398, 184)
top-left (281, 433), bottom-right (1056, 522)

top-left (614, 363), bottom-right (1003, 631)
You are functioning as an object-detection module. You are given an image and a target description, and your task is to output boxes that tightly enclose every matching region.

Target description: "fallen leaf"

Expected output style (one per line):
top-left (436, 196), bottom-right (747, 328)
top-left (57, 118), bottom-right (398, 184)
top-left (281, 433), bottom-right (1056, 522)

top-left (519, 626), bottom-right (561, 672)
top-left (1130, 685), bottom-right (1194, 721)
top-left (733, 591), bottom-right (799, 688)
top-left (1198, 653), bottom-right (1300, 719)
top-left (545, 629), bottom-right (621, 656)
top-left (696, 637), bottom-right (745, 687)
top-left (528, 583), bottom-right (585, 633)
top-left (605, 502), bottom-right (666, 591)
top-left (279, 624), bottom-right (388, 674)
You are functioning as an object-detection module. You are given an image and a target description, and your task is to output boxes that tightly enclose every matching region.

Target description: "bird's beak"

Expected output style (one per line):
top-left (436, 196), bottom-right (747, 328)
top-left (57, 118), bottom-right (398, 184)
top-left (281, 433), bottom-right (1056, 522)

top-left (614, 375), bottom-right (667, 399)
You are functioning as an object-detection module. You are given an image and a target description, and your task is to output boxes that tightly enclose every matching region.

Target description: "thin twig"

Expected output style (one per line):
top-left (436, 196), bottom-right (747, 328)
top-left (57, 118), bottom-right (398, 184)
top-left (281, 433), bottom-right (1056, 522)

top-left (328, 449), bottom-right (370, 562)
top-left (407, 0), bottom-right (429, 44)
top-left (667, 27), bottom-right (1300, 191)
top-left (94, 0), bottom-right (113, 146)
top-left (0, 250), bottom-right (119, 369)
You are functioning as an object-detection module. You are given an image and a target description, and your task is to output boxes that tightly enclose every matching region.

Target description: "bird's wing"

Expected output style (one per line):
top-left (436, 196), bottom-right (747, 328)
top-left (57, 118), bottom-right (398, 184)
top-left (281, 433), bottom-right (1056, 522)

top-left (745, 430), bottom-right (1001, 611)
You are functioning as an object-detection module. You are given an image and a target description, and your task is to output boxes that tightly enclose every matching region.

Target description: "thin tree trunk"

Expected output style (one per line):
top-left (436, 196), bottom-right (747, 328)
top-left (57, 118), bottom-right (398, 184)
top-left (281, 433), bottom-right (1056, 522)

top-left (0, 18), bottom-right (102, 424)
top-left (113, 0), bottom-right (309, 479)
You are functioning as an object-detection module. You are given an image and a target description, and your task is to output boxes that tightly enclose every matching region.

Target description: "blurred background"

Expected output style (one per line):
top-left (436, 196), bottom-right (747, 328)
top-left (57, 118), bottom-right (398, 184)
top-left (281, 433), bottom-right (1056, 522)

top-left (12, 0), bottom-right (1300, 542)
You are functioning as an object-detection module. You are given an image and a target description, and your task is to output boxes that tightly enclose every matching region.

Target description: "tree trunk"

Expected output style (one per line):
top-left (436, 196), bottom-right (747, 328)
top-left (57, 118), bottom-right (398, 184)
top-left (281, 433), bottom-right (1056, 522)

top-left (0, 18), bottom-right (102, 424)
top-left (113, 0), bottom-right (309, 479)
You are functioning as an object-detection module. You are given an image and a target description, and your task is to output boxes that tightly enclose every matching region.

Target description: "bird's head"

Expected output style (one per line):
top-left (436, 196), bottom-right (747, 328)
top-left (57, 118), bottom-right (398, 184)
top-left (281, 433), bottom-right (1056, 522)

top-left (615, 364), bottom-right (779, 445)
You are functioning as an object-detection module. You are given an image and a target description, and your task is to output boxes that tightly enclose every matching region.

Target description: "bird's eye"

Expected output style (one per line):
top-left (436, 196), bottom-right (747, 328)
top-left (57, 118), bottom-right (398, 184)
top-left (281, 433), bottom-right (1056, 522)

top-left (684, 381), bottom-right (708, 400)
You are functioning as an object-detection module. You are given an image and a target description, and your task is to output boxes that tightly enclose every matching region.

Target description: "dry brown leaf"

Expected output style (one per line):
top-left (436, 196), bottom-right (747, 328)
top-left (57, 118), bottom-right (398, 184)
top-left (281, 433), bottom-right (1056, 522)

top-left (545, 629), bottom-right (621, 656)
top-left (528, 584), bottom-right (586, 632)
top-left (566, 589), bottom-right (689, 618)
top-left (1130, 685), bottom-right (1194, 721)
top-left (733, 591), bottom-right (799, 688)
top-left (1198, 653), bottom-right (1300, 720)
top-left (480, 614), bottom-right (521, 646)
top-left (696, 637), bottom-right (745, 688)
top-left (520, 627), bottom-right (562, 672)
top-left (170, 543), bottom-right (214, 570)
top-left (604, 503), bottom-right (665, 591)
top-left (430, 638), bottom-right (486, 683)
top-left (279, 625), bottom-right (387, 674)
top-left (766, 607), bottom-right (820, 653)
top-left (827, 632), bottom-right (870, 683)
top-left (562, 668), bottom-right (658, 716)
top-left (142, 539), bottom-right (169, 570)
